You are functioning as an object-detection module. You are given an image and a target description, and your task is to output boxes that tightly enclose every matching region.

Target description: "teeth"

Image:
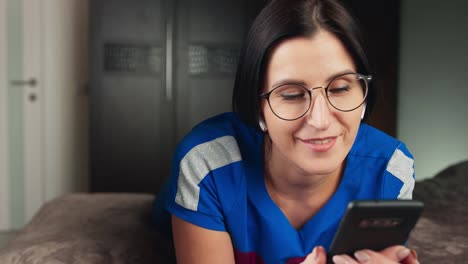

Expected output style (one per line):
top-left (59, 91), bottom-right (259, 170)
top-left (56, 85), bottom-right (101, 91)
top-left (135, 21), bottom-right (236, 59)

top-left (309, 138), bottom-right (332, 145)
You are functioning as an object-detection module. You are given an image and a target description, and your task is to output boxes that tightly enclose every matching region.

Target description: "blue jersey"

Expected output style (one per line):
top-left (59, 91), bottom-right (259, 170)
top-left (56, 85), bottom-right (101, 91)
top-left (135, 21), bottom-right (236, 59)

top-left (152, 112), bottom-right (415, 264)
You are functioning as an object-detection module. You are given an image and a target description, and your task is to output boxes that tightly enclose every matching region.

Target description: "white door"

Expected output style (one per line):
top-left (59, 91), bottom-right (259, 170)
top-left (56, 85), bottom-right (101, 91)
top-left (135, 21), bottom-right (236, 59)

top-left (0, 0), bottom-right (10, 230)
top-left (0, 0), bottom-right (89, 230)
top-left (0, 0), bottom-right (45, 230)
top-left (22, 0), bottom-right (45, 226)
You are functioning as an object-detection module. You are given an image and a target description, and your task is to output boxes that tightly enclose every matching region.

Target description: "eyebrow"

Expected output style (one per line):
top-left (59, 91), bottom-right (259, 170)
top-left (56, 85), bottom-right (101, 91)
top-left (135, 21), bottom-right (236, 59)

top-left (270, 69), bottom-right (355, 88)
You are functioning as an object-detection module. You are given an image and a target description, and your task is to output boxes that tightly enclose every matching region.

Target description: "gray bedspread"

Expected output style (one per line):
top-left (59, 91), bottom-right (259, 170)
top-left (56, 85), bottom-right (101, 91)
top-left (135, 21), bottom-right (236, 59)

top-left (408, 160), bottom-right (468, 263)
top-left (0, 194), bottom-right (175, 263)
top-left (0, 161), bottom-right (466, 263)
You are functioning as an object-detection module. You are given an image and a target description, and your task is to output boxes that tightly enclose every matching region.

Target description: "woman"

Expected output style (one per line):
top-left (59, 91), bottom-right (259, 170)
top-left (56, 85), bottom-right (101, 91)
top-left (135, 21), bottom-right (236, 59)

top-left (152, 0), bottom-right (419, 263)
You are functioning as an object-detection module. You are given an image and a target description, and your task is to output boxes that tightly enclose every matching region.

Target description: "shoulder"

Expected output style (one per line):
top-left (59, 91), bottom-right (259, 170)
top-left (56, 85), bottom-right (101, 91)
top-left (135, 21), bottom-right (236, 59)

top-left (175, 112), bottom-right (262, 168)
top-left (173, 112), bottom-right (261, 211)
top-left (350, 124), bottom-right (415, 199)
top-left (350, 124), bottom-right (413, 163)
top-left (154, 113), bottom-right (261, 232)
top-left (350, 123), bottom-right (406, 159)
top-left (176, 112), bottom-right (258, 156)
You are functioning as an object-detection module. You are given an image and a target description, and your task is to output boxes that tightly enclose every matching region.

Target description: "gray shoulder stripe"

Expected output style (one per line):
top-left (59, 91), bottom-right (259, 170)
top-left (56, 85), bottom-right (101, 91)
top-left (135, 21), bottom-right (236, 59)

top-left (175, 136), bottom-right (242, 211)
top-left (386, 149), bottom-right (415, 199)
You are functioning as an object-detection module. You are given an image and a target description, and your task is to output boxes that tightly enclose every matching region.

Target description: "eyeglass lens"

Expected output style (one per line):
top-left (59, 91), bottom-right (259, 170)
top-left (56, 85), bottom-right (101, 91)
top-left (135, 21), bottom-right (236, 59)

top-left (267, 73), bottom-right (368, 120)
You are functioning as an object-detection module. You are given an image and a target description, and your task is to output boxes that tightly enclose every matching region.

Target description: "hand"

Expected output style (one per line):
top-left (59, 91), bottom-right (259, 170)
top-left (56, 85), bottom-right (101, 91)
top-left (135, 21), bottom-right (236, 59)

top-left (331, 245), bottom-right (420, 264)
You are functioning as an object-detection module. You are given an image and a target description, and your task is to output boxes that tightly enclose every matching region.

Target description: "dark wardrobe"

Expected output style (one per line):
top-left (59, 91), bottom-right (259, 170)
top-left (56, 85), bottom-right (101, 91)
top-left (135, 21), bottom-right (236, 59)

top-left (89, 0), bottom-right (400, 193)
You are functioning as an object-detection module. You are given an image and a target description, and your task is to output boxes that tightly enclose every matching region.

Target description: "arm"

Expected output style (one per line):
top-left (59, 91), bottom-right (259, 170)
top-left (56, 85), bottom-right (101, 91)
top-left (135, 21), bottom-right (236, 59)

top-left (172, 215), bottom-right (236, 264)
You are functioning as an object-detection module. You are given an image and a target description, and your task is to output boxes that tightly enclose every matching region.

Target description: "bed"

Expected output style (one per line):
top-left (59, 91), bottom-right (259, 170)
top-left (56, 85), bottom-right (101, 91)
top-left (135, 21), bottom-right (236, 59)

top-left (0, 161), bottom-right (467, 263)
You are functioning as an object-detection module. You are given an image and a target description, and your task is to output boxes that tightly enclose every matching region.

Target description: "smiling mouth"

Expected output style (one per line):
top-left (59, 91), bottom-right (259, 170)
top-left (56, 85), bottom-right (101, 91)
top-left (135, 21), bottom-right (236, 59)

top-left (301, 137), bottom-right (337, 152)
top-left (307, 138), bottom-right (334, 145)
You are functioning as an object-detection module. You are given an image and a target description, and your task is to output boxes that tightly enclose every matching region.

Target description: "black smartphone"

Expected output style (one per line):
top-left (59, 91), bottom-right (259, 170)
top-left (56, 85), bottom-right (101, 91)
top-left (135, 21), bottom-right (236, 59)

top-left (327, 200), bottom-right (424, 261)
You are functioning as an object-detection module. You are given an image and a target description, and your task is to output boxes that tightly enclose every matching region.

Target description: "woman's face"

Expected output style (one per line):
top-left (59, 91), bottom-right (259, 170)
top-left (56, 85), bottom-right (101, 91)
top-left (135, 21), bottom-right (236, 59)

top-left (262, 30), bottom-right (365, 177)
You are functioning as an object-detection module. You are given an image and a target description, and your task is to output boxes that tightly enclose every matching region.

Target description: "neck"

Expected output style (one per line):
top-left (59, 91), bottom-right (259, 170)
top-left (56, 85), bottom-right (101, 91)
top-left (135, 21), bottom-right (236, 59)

top-left (264, 156), bottom-right (342, 203)
top-left (263, 138), bottom-right (344, 228)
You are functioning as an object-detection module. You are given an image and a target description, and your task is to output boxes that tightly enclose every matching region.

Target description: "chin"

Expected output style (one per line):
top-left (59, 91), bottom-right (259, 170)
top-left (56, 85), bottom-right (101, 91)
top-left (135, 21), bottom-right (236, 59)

top-left (300, 163), bottom-right (341, 177)
top-left (298, 154), bottom-right (345, 176)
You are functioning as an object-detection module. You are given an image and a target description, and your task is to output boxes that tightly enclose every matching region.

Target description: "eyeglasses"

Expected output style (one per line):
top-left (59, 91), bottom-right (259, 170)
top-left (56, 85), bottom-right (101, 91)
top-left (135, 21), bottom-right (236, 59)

top-left (260, 73), bottom-right (371, 121)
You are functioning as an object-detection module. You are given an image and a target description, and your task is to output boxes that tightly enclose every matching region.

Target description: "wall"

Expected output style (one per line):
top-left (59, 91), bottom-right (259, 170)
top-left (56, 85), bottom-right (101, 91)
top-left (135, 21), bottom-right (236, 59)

top-left (42, 0), bottom-right (89, 201)
top-left (398, 0), bottom-right (468, 180)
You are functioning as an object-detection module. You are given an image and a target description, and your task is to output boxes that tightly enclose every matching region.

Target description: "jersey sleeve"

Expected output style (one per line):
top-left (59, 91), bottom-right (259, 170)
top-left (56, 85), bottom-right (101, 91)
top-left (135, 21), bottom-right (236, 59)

top-left (163, 126), bottom-right (242, 231)
top-left (382, 142), bottom-right (416, 200)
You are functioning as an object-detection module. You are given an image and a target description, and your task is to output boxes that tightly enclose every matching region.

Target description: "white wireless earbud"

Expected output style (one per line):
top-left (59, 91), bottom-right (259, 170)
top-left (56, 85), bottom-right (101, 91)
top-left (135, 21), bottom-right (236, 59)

top-left (259, 118), bottom-right (267, 132)
top-left (361, 105), bottom-right (367, 120)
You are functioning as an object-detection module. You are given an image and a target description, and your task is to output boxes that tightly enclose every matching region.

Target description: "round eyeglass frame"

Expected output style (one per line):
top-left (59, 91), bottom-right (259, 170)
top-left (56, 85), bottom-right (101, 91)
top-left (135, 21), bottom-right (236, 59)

top-left (259, 72), bottom-right (372, 121)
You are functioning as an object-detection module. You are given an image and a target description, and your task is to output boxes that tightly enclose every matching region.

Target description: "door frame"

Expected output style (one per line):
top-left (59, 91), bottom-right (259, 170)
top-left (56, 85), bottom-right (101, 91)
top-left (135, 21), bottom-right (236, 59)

top-left (0, 0), bottom-right (10, 230)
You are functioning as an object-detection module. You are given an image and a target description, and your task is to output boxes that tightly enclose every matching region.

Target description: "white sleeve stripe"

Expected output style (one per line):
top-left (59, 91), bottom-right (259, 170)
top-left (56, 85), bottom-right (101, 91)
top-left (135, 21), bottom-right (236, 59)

top-left (386, 149), bottom-right (415, 200)
top-left (175, 136), bottom-right (242, 211)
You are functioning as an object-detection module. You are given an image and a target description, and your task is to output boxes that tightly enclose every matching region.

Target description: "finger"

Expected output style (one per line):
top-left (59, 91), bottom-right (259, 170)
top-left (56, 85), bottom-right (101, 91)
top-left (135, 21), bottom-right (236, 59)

top-left (332, 254), bottom-right (358, 264)
top-left (401, 249), bottom-right (420, 264)
top-left (379, 245), bottom-right (412, 261)
top-left (354, 249), bottom-right (398, 263)
top-left (300, 246), bottom-right (327, 264)
top-left (300, 247), bottom-right (318, 264)
top-left (353, 248), bottom-right (414, 264)
top-left (315, 246), bottom-right (327, 264)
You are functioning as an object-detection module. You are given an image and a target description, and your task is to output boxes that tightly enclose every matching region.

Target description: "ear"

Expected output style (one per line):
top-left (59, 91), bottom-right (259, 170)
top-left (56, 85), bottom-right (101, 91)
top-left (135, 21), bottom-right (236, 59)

top-left (259, 117), bottom-right (268, 132)
top-left (361, 104), bottom-right (367, 120)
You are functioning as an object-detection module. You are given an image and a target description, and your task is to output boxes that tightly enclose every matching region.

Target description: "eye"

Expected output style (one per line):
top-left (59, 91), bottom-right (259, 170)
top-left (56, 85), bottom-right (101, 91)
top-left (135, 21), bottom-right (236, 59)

top-left (328, 77), bottom-right (353, 96)
top-left (280, 92), bottom-right (306, 100)
top-left (274, 85), bottom-right (308, 101)
top-left (328, 85), bottom-right (351, 94)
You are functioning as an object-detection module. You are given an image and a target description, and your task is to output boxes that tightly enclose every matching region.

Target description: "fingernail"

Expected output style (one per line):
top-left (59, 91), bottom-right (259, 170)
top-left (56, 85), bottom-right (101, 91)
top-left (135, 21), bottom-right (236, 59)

top-left (410, 248), bottom-right (419, 259)
top-left (354, 250), bottom-right (370, 262)
top-left (397, 248), bottom-right (411, 260)
top-left (332, 255), bottom-right (349, 264)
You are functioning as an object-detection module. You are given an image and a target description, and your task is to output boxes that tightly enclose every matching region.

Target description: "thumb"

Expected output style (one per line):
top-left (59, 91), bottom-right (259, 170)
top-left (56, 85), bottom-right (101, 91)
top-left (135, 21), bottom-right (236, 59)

top-left (379, 245), bottom-right (412, 261)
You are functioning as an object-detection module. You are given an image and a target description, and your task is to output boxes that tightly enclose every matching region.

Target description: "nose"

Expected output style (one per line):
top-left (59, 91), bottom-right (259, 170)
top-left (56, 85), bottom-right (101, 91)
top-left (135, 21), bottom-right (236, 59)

top-left (306, 90), bottom-right (332, 130)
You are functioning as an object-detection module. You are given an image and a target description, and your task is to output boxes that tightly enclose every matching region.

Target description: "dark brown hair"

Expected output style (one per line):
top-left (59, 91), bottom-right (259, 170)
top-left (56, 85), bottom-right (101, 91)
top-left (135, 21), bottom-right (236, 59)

top-left (232, 0), bottom-right (374, 130)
